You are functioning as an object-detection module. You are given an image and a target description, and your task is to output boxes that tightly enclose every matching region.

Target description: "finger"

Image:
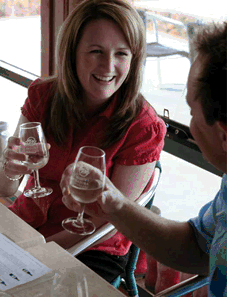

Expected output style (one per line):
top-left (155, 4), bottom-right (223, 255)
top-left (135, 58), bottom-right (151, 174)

top-left (60, 164), bottom-right (74, 190)
top-left (62, 186), bottom-right (70, 196)
top-left (4, 148), bottom-right (26, 162)
top-left (5, 160), bottom-right (32, 175)
top-left (7, 136), bottom-right (21, 149)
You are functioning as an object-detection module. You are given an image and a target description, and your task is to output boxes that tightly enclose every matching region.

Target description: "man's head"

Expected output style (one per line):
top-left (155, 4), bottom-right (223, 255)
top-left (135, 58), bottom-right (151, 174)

top-left (186, 22), bottom-right (227, 173)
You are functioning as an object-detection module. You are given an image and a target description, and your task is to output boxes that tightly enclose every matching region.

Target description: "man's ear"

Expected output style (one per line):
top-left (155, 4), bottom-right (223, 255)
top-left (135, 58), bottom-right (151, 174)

top-left (218, 121), bottom-right (227, 152)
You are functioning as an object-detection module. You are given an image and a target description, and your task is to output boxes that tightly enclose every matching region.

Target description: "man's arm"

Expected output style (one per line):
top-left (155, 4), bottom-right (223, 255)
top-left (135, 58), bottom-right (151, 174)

top-left (105, 196), bottom-right (209, 275)
top-left (62, 164), bottom-right (209, 275)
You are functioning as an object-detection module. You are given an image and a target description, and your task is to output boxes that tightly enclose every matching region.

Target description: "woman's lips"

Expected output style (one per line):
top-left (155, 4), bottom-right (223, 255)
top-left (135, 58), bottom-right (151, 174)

top-left (93, 74), bottom-right (115, 83)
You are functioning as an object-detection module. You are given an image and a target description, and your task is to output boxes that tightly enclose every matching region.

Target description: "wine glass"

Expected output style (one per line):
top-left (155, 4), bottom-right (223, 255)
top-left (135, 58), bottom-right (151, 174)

top-left (50, 269), bottom-right (89, 297)
top-left (62, 146), bottom-right (106, 235)
top-left (19, 122), bottom-right (53, 198)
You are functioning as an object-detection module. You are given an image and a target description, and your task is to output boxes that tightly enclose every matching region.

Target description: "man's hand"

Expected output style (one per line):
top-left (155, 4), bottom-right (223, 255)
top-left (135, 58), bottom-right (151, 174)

top-left (61, 162), bottom-right (125, 219)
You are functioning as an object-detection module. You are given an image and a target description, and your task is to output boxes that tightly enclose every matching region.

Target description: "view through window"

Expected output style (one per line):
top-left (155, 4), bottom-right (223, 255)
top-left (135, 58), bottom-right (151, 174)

top-left (0, 0), bottom-right (41, 75)
top-left (0, 0), bottom-right (41, 137)
top-left (132, 0), bottom-right (226, 126)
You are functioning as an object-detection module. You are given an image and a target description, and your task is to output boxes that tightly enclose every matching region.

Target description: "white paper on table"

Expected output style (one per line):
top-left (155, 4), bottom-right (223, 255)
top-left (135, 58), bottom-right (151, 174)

top-left (0, 233), bottom-right (51, 291)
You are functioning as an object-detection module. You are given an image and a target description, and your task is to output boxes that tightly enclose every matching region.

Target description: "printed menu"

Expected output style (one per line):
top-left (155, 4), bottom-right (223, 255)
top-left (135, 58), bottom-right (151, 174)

top-left (0, 233), bottom-right (51, 291)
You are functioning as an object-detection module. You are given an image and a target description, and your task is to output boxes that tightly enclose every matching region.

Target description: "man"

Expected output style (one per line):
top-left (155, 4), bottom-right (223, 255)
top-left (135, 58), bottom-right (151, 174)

top-left (62, 22), bottom-right (227, 296)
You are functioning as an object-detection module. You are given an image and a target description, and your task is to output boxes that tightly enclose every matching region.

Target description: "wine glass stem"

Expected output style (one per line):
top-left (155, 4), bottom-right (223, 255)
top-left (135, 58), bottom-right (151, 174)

top-left (77, 204), bottom-right (85, 225)
top-left (33, 169), bottom-right (41, 189)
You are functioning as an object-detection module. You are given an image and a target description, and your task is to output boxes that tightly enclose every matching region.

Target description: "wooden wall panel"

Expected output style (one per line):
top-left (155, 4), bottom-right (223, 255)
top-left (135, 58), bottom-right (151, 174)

top-left (41, 0), bottom-right (53, 77)
top-left (41, 0), bottom-right (82, 77)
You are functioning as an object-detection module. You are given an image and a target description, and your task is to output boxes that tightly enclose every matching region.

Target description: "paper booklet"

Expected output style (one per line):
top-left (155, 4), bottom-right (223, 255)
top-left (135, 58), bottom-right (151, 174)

top-left (0, 233), bottom-right (52, 292)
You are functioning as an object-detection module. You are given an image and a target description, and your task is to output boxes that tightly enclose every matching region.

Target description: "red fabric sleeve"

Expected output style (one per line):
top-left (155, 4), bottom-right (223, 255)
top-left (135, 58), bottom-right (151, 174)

top-left (21, 79), bottom-right (50, 122)
top-left (116, 103), bottom-right (166, 166)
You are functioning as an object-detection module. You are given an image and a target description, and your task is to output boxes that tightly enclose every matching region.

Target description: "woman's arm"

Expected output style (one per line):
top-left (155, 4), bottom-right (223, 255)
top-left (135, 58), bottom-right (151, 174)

top-left (110, 161), bottom-right (156, 200)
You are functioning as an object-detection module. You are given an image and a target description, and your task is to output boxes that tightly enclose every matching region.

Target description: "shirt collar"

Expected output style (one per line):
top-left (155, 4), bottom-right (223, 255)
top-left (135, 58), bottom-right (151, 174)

top-left (98, 93), bottom-right (119, 119)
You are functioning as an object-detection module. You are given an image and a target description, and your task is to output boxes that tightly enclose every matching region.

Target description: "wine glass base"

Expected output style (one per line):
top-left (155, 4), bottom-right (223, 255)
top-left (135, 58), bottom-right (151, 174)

top-left (24, 187), bottom-right (53, 198)
top-left (62, 218), bottom-right (96, 235)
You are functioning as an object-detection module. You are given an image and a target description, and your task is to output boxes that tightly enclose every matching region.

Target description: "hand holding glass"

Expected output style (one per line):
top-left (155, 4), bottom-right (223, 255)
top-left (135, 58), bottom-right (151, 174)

top-left (62, 146), bottom-right (106, 235)
top-left (19, 122), bottom-right (53, 198)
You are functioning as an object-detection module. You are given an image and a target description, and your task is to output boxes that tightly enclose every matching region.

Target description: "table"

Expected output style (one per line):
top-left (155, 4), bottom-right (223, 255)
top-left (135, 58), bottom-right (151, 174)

top-left (7, 242), bottom-right (125, 297)
top-left (0, 202), bottom-right (45, 249)
top-left (0, 203), bottom-right (125, 296)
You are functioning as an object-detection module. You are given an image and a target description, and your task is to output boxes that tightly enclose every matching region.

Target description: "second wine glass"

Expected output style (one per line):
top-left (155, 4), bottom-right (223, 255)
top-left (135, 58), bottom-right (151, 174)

top-left (62, 146), bottom-right (106, 235)
top-left (19, 122), bottom-right (53, 198)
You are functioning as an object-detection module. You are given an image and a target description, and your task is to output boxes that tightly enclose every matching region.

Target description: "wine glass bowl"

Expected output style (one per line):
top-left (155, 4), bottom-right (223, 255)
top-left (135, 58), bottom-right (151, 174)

top-left (62, 146), bottom-right (106, 235)
top-left (19, 122), bottom-right (53, 198)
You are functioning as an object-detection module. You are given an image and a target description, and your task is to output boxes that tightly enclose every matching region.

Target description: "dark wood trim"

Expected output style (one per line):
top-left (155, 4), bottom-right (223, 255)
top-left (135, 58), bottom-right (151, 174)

top-left (41, 0), bottom-right (54, 77)
top-left (64, 0), bottom-right (69, 20)
top-left (41, 0), bottom-right (82, 77)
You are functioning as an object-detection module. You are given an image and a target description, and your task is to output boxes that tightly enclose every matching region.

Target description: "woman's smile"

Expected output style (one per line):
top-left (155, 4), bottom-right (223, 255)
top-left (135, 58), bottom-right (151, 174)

top-left (92, 74), bottom-right (116, 83)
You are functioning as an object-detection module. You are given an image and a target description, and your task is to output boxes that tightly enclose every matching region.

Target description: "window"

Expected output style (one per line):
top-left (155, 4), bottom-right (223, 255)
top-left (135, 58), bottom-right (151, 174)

top-left (133, 0), bottom-right (226, 125)
top-left (0, 0), bottom-right (41, 76)
top-left (0, 0), bottom-right (40, 137)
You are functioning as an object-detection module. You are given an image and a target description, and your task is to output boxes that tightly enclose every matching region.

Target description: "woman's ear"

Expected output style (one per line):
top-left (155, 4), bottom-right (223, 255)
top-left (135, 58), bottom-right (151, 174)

top-left (218, 121), bottom-right (227, 152)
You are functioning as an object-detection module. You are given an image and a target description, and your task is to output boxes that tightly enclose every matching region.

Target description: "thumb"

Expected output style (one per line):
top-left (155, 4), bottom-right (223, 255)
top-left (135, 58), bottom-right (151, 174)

top-left (97, 190), bottom-right (124, 215)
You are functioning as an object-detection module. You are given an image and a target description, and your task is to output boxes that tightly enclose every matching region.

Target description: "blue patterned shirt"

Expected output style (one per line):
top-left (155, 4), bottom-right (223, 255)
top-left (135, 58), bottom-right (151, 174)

top-left (189, 174), bottom-right (227, 297)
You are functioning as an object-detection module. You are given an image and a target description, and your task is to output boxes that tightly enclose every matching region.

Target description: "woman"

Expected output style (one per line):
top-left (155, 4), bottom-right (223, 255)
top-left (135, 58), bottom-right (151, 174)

top-left (1, 0), bottom-right (166, 283)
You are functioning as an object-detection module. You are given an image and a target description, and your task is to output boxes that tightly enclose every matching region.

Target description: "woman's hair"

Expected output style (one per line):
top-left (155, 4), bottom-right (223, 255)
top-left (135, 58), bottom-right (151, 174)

top-left (41, 0), bottom-right (146, 148)
top-left (193, 22), bottom-right (227, 126)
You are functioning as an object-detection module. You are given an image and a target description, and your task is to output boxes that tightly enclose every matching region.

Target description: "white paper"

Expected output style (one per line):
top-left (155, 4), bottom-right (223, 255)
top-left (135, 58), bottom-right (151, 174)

top-left (0, 233), bottom-right (51, 291)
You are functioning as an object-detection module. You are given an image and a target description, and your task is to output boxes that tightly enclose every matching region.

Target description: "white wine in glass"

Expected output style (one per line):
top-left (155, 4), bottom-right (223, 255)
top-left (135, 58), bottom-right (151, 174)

top-left (62, 146), bottom-right (106, 235)
top-left (19, 122), bottom-right (53, 198)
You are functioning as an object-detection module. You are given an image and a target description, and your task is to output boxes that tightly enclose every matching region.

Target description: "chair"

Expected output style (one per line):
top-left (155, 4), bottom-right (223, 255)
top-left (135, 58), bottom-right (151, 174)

top-left (137, 10), bottom-right (189, 90)
top-left (138, 10), bottom-right (203, 89)
top-left (67, 161), bottom-right (162, 297)
top-left (153, 274), bottom-right (209, 297)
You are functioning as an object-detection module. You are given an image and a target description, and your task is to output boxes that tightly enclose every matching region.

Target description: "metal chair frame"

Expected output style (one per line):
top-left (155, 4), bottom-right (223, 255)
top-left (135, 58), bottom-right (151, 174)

top-left (138, 10), bottom-right (204, 90)
top-left (153, 274), bottom-right (209, 297)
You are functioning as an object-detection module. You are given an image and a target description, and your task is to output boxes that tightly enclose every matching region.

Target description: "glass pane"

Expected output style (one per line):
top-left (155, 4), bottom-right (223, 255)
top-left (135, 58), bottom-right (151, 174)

top-left (132, 0), bottom-right (227, 125)
top-left (0, 0), bottom-right (41, 76)
top-left (0, 76), bottom-right (27, 137)
top-left (155, 151), bottom-right (222, 221)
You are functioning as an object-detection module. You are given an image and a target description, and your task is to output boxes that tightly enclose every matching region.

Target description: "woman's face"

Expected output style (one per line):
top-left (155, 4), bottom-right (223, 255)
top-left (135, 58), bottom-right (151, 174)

top-left (76, 18), bottom-right (132, 112)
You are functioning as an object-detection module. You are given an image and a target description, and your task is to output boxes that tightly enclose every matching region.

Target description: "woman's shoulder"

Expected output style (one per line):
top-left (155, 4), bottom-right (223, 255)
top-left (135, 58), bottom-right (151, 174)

top-left (26, 78), bottom-right (56, 111)
top-left (28, 78), bottom-right (55, 96)
top-left (136, 94), bottom-right (166, 128)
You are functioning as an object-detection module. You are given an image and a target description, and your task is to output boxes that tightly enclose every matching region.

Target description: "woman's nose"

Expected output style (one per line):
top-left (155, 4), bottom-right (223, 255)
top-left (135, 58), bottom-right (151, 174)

top-left (101, 54), bottom-right (115, 73)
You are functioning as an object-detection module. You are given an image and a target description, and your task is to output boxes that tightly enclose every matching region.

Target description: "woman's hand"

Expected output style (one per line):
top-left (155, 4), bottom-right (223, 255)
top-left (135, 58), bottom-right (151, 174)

top-left (61, 162), bottom-right (125, 219)
top-left (2, 137), bottom-right (33, 179)
top-left (2, 137), bottom-right (51, 180)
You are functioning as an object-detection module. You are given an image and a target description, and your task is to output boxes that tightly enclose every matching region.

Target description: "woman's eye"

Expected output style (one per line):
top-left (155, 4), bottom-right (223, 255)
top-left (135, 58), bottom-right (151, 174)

top-left (90, 50), bottom-right (102, 54)
top-left (117, 52), bottom-right (128, 56)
